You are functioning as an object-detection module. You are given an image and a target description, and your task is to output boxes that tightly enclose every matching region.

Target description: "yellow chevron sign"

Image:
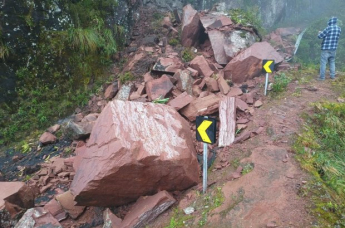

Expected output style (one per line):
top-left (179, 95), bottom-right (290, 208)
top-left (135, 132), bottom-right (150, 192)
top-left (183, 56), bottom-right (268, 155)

top-left (262, 60), bottom-right (275, 73)
top-left (196, 116), bottom-right (217, 144)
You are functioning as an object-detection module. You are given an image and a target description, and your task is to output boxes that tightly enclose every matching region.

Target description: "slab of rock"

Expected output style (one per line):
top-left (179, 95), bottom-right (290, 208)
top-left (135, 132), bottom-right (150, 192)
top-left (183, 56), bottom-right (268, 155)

top-left (152, 57), bottom-right (183, 74)
top-left (70, 100), bottom-right (199, 207)
top-left (1, 182), bottom-right (35, 218)
top-left (224, 42), bottom-right (284, 83)
top-left (104, 82), bottom-right (119, 99)
top-left (103, 209), bottom-right (122, 228)
top-left (236, 98), bottom-right (249, 112)
top-left (176, 70), bottom-right (194, 95)
top-left (218, 97), bottom-right (236, 147)
top-left (146, 75), bottom-right (174, 101)
top-left (186, 67), bottom-right (199, 77)
top-left (217, 73), bottom-right (230, 95)
top-left (47, 124), bottom-right (61, 134)
top-left (227, 87), bottom-right (243, 97)
top-left (223, 30), bottom-right (257, 60)
top-left (143, 72), bottom-right (154, 82)
top-left (115, 83), bottom-right (134, 101)
top-left (254, 100), bottom-right (263, 108)
top-left (43, 199), bottom-right (67, 221)
top-left (180, 94), bottom-right (220, 121)
top-left (65, 120), bottom-right (95, 140)
top-left (39, 132), bottom-right (57, 145)
top-left (181, 4), bottom-right (202, 47)
top-left (121, 191), bottom-right (176, 228)
top-left (168, 92), bottom-right (194, 111)
top-left (190, 55), bottom-right (214, 78)
top-left (55, 191), bottom-right (85, 219)
top-left (14, 207), bottom-right (62, 228)
top-left (205, 77), bottom-right (219, 92)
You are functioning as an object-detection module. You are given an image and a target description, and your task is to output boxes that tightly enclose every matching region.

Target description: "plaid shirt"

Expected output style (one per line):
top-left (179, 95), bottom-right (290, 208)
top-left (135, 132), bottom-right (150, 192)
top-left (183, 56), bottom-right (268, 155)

top-left (318, 17), bottom-right (341, 50)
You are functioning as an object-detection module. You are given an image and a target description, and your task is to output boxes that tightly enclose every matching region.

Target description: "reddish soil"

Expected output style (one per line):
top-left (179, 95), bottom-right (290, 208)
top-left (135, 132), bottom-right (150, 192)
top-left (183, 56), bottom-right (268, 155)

top-left (150, 78), bottom-right (337, 228)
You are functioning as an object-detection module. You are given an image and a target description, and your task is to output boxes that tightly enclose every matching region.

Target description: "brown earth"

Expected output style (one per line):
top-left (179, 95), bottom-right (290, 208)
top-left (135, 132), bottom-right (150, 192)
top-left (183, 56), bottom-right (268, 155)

top-left (150, 77), bottom-right (337, 228)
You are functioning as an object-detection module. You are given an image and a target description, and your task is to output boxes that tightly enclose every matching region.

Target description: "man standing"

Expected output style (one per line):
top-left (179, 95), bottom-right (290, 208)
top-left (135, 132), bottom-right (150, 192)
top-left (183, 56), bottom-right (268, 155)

top-left (317, 17), bottom-right (341, 80)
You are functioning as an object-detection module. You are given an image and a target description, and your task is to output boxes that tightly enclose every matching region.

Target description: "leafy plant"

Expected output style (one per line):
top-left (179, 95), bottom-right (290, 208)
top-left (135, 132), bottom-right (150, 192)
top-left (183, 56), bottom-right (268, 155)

top-left (181, 48), bottom-right (195, 62)
top-left (152, 96), bottom-right (169, 104)
top-left (241, 163), bottom-right (254, 175)
top-left (271, 73), bottom-right (291, 94)
top-left (168, 38), bottom-right (179, 46)
top-left (229, 7), bottom-right (265, 37)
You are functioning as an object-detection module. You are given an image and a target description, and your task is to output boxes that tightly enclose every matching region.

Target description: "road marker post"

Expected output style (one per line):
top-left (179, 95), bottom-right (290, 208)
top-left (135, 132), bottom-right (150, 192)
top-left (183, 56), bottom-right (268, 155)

top-left (262, 59), bottom-right (275, 96)
top-left (196, 116), bottom-right (217, 193)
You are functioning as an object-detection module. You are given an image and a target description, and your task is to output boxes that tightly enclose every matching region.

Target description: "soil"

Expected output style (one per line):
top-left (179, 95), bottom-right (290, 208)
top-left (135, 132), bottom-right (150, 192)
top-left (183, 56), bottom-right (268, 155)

top-left (149, 79), bottom-right (337, 228)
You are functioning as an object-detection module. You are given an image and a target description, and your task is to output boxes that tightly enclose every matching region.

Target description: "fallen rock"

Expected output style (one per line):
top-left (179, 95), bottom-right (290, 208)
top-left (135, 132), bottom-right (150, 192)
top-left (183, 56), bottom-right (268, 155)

top-left (254, 100), bottom-right (263, 108)
top-left (146, 75), bottom-right (174, 101)
top-left (43, 199), bottom-right (67, 221)
top-left (224, 42), bottom-right (284, 83)
top-left (152, 57), bottom-right (184, 74)
top-left (227, 87), bottom-right (243, 97)
top-left (186, 67), bottom-right (199, 77)
top-left (55, 191), bottom-right (85, 219)
top-left (70, 100), bottom-right (199, 206)
top-left (1, 182), bottom-right (35, 218)
top-left (218, 97), bottom-right (236, 147)
top-left (47, 124), bottom-right (61, 134)
top-left (176, 70), bottom-right (194, 95)
top-left (103, 209), bottom-right (122, 228)
top-left (65, 120), bottom-right (95, 140)
top-left (233, 131), bottom-right (251, 144)
top-left (190, 55), bottom-right (214, 78)
top-left (115, 83), bottom-right (135, 101)
top-left (217, 73), bottom-right (230, 95)
top-left (205, 77), bottom-right (219, 92)
top-left (181, 4), bottom-right (202, 47)
top-left (39, 132), bottom-right (57, 145)
top-left (121, 191), bottom-right (176, 228)
top-left (180, 93), bottom-right (220, 121)
top-left (236, 98), bottom-right (249, 112)
top-left (104, 82), bottom-right (119, 99)
top-left (168, 92), bottom-right (194, 111)
top-left (14, 207), bottom-right (62, 228)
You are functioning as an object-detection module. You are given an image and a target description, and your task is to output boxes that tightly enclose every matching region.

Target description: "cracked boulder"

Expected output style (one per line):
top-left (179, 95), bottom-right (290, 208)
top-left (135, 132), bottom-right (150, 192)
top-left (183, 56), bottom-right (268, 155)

top-left (70, 100), bottom-right (199, 207)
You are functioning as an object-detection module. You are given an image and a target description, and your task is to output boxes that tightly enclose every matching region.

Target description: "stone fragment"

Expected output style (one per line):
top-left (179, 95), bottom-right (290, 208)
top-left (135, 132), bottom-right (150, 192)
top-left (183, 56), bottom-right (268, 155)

top-left (55, 191), bottom-right (85, 219)
top-left (227, 87), bottom-right (243, 97)
top-left (47, 124), bottom-right (61, 134)
top-left (233, 131), bottom-right (251, 144)
top-left (115, 83), bottom-right (135, 101)
top-left (218, 97), bottom-right (236, 147)
top-left (168, 92), bottom-right (194, 111)
top-left (205, 77), bottom-right (219, 92)
top-left (237, 124), bottom-right (247, 130)
top-left (14, 207), bottom-right (62, 228)
top-left (104, 82), bottom-right (119, 99)
top-left (39, 132), bottom-right (57, 145)
top-left (70, 101), bottom-right (199, 206)
top-left (217, 73), bottom-right (230, 95)
top-left (246, 93), bottom-right (254, 104)
top-left (181, 4), bottom-right (202, 47)
top-left (146, 75), bottom-right (174, 101)
top-left (192, 85), bottom-right (202, 97)
top-left (121, 191), bottom-right (176, 228)
top-left (152, 57), bottom-right (183, 74)
top-left (236, 98), bottom-right (249, 111)
top-left (176, 70), bottom-right (194, 95)
top-left (65, 120), bottom-right (95, 140)
top-left (224, 42), bottom-right (284, 83)
top-left (180, 94), bottom-right (220, 121)
top-left (43, 199), bottom-right (67, 221)
top-left (237, 118), bottom-right (249, 124)
top-left (1, 182), bottom-right (35, 218)
top-left (143, 72), bottom-right (154, 82)
top-left (190, 55), bottom-right (214, 78)
top-left (254, 100), bottom-right (263, 107)
top-left (186, 67), bottom-right (199, 77)
top-left (103, 208), bottom-right (122, 228)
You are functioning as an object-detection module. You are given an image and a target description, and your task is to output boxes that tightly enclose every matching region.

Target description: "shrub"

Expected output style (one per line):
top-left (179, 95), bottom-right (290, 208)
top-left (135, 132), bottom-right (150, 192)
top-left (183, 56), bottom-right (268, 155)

top-left (168, 38), bottom-right (179, 46)
top-left (181, 48), bottom-right (195, 62)
top-left (271, 73), bottom-right (291, 93)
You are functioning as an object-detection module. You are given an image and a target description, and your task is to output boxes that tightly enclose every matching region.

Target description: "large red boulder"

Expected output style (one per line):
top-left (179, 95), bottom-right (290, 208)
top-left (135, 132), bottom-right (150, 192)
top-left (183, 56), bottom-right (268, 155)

top-left (181, 4), bottom-right (202, 47)
top-left (70, 100), bottom-right (199, 207)
top-left (223, 42), bottom-right (284, 83)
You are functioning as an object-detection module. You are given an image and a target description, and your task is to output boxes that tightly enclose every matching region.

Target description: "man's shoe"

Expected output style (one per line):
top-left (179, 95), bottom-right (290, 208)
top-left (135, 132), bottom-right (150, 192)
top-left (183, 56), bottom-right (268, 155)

top-left (330, 77), bottom-right (336, 80)
top-left (317, 78), bottom-right (325, 81)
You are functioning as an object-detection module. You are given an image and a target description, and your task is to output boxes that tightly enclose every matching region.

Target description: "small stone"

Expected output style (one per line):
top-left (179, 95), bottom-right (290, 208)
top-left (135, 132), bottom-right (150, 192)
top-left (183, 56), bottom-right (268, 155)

top-left (183, 207), bottom-right (195, 215)
top-left (254, 100), bottom-right (263, 108)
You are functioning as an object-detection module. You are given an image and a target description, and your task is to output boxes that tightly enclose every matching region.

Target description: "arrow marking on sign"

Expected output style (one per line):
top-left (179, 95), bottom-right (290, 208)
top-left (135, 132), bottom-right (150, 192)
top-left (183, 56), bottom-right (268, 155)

top-left (197, 120), bottom-right (213, 144)
top-left (263, 60), bottom-right (274, 73)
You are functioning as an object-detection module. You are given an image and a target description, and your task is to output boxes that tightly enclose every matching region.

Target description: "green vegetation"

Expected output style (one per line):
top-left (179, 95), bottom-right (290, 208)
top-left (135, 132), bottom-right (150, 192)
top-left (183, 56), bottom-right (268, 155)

top-left (294, 101), bottom-right (345, 226)
top-left (229, 7), bottom-right (265, 37)
top-left (168, 38), bottom-right (180, 46)
top-left (241, 163), bottom-right (254, 175)
top-left (118, 72), bottom-right (134, 84)
top-left (271, 72), bottom-right (291, 94)
top-left (181, 48), bottom-right (195, 62)
top-left (0, 0), bottom-right (125, 146)
top-left (165, 208), bottom-right (193, 228)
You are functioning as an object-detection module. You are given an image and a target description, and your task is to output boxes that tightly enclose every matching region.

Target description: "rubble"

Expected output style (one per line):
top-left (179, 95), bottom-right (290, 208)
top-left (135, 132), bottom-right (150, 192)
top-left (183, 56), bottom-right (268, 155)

top-left (181, 4), bottom-right (202, 47)
top-left (146, 74), bottom-right (174, 100)
top-left (218, 97), bottom-right (236, 147)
